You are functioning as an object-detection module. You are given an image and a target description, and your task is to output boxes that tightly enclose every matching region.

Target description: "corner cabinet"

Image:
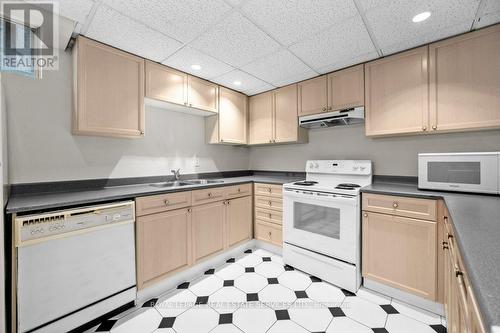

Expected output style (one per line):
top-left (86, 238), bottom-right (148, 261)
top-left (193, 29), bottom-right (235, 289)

top-left (365, 46), bottom-right (429, 136)
top-left (206, 87), bottom-right (247, 145)
top-left (73, 36), bottom-right (145, 138)
top-left (429, 24), bottom-right (500, 133)
top-left (249, 85), bottom-right (307, 145)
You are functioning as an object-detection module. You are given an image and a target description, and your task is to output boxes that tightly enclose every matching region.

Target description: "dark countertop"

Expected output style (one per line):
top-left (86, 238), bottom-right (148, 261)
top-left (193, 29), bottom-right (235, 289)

top-left (6, 175), bottom-right (303, 214)
top-left (362, 182), bottom-right (500, 331)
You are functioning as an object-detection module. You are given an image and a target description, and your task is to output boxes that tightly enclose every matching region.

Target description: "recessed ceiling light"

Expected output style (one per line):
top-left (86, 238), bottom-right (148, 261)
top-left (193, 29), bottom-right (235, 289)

top-left (191, 64), bottom-right (202, 70)
top-left (233, 81), bottom-right (242, 86)
top-left (412, 11), bottom-right (431, 23)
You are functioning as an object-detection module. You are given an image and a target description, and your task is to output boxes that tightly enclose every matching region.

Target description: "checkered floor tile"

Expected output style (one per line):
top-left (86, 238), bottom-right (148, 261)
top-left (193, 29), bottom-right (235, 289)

top-left (87, 248), bottom-right (447, 333)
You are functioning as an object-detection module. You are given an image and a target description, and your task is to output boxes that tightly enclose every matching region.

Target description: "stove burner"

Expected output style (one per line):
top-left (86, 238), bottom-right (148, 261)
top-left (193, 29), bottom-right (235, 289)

top-left (293, 181), bottom-right (318, 186)
top-left (335, 183), bottom-right (361, 190)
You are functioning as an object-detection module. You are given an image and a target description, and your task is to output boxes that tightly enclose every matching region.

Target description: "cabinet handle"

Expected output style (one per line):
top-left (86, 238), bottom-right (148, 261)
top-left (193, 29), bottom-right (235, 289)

top-left (393, 202), bottom-right (399, 208)
top-left (221, 139), bottom-right (224, 142)
top-left (184, 102), bottom-right (188, 106)
top-left (140, 131), bottom-right (145, 135)
top-left (448, 233), bottom-right (454, 239)
top-left (187, 208), bottom-right (192, 213)
top-left (268, 201), bottom-right (272, 206)
top-left (268, 231), bottom-right (272, 239)
top-left (432, 125), bottom-right (437, 130)
top-left (189, 103), bottom-right (192, 107)
top-left (322, 107), bottom-right (327, 111)
top-left (164, 199), bottom-right (169, 206)
top-left (363, 213), bottom-right (368, 217)
top-left (208, 192), bottom-right (213, 197)
top-left (237, 188), bottom-right (241, 192)
top-left (422, 126), bottom-right (427, 131)
top-left (269, 139), bottom-right (273, 143)
top-left (227, 200), bottom-right (231, 205)
top-left (268, 188), bottom-right (272, 193)
top-left (268, 213), bottom-right (272, 219)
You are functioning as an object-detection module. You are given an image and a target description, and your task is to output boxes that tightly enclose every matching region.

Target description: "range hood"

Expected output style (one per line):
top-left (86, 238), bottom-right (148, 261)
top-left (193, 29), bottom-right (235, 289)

top-left (299, 107), bottom-right (364, 129)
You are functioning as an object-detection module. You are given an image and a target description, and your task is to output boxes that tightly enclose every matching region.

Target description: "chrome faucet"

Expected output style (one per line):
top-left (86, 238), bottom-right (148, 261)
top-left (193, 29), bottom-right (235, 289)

top-left (171, 169), bottom-right (181, 181)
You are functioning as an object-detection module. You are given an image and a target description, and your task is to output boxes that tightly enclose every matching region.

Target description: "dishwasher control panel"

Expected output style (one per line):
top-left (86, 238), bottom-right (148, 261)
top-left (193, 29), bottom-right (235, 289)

top-left (15, 201), bottom-right (135, 244)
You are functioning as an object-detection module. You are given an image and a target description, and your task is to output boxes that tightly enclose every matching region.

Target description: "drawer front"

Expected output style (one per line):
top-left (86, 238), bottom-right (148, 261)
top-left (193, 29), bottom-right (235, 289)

top-left (225, 183), bottom-right (252, 199)
top-left (254, 183), bottom-right (283, 198)
top-left (255, 195), bottom-right (283, 211)
top-left (136, 191), bottom-right (192, 216)
top-left (255, 220), bottom-right (282, 246)
top-left (192, 187), bottom-right (225, 205)
top-left (362, 193), bottom-right (437, 221)
top-left (255, 207), bottom-right (282, 225)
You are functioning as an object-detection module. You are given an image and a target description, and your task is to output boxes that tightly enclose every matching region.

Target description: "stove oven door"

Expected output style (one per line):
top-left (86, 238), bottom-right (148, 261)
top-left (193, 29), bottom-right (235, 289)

top-left (283, 189), bottom-right (359, 264)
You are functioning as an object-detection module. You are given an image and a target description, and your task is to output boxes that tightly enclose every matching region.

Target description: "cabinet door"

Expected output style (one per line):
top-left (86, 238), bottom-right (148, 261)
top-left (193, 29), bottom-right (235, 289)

top-left (192, 201), bottom-right (225, 263)
top-left (187, 75), bottom-right (218, 113)
top-left (248, 91), bottom-right (273, 144)
top-left (226, 196), bottom-right (252, 248)
top-left (429, 25), bottom-right (500, 133)
top-left (74, 36), bottom-right (145, 138)
top-left (274, 84), bottom-right (299, 143)
top-left (255, 220), bottom-right (282, 247)
top-left (145, 61), bottom-right (187, 106)
top-left (136, 208), bottom-right (191, 289)
top-left (365, 46), bottom-right (429, 136)
top-left (327, 64), bottom-right (364, 111)
top-left (218, 87), bottom-right (247, 144)
top-left (362, 211), bottom-right (437, 300)
top-left (298, 76), bottom-right (328, 116)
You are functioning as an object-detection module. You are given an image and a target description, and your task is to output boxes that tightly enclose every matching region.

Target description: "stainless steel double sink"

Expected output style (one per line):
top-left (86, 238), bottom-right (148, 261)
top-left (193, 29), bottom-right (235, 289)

top-left (149, 179), bottom-right (224, 188)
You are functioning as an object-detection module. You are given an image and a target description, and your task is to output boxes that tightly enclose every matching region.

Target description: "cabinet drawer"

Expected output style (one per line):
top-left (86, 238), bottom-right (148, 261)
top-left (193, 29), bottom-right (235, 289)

top-left (255, 207), bottom-right (282, 225)
top-left (255, 195), bottom-right (283, 211)
top-left (362, 193), bottom-right (437, 221)
top-left (136, 191), bottom-right (192, 216)
top-left (255, 220), bottom-right (282, 247)
top-left (224, 183), bottom-right (252, 199)
top-left (192, 187), bottom-right (225, 205)
top-left (254, 183), bottom-right (283, 198)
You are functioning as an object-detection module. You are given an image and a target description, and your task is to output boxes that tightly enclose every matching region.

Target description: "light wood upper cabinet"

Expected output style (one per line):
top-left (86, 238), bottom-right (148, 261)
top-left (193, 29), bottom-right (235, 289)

top-left (187, 75), bottom-right (219, 113)
top-left (136, 208), bottom-right (191, 289)
top-left (298, 76), bottom-right (328, 116)
top-left (226, 196), bottom-right (252, 248)
top-left (73, 36), bottom-right (145, 138)
top-left (429, 24), bottom-right (500, 133)
top-left (249, 91), bottom-right (273, 144)
top-left (327, 65), bottom-right (364, 111)
top-left (192, 201), bottom-right (225, 263)
top-left (206, 87), bottom-right (247, 144)
top-left (362, 211), bottom-right (437, 300)
top-left (365, 46), bottom-right (429, 136)
top-left (274, 85), bottom-right (299, 143)
top-left (145, 61), bottom-right (187, 106)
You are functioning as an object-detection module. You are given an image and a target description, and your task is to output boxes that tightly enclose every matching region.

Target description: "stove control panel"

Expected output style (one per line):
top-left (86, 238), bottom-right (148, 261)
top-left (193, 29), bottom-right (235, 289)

top-left (306, 160), bottom-right (372, 175)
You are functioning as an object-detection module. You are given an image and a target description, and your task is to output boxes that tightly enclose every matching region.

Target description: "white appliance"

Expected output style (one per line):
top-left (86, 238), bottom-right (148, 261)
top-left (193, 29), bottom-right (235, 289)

top-left (299, 107), bottom-right (364, 129)
top-left (418, 152), bottom-right (500, 194)
top-left (283, 160), bottom-right (372, 292)
top-left (15, 201), bottom-right (137, 333)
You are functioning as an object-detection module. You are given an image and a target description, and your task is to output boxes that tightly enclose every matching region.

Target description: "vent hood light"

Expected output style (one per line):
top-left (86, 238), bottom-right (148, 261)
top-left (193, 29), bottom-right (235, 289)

top-left (412, 11), bottom-right (431, 23)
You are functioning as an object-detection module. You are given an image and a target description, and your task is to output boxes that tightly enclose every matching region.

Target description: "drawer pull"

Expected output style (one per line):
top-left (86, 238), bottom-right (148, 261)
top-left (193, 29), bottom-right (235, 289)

top-left (393, 202), bottom-right (399, 208)
top-left (238, 188), bottom-right (241, 192)
top-left (268, 188), bottom-right (272, 193)
top-left (208, 192), bottom-right (213, 197)
top-left (268, 231), bottom-right (272, 239)
top-left (268, 201), bottom-right (272, 206)
top-left (269, 213), bottom-right (272, 219)
top-left (164, 199), bottom-right (169, 206)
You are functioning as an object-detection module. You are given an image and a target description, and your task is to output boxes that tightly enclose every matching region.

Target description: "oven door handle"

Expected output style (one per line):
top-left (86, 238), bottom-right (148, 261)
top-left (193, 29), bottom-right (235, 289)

top-left (283, 189), bottom-right (357, 202)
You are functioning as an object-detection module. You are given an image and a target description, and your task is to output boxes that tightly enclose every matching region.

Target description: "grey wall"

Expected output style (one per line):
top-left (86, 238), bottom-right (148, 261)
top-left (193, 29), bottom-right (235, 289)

top-left (3, 51), bottom-right (249, 184)
top-left (249, 125), bottom-right (500, 176)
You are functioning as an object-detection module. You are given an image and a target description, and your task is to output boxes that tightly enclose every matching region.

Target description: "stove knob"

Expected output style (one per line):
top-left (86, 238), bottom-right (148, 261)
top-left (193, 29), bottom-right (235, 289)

top-left (360, 166), bottom-right (367, 171)
top-left (353, 166), bottom-right (359, 171)
top-left (308, 163), bottom-right (314, 169)
top-left (314, 163), bottom-right (319, 168)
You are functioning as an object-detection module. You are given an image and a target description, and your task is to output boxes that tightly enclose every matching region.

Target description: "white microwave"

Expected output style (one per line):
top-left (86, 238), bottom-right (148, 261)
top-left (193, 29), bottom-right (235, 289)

top-left (418, 152), bottom-right (500, 194)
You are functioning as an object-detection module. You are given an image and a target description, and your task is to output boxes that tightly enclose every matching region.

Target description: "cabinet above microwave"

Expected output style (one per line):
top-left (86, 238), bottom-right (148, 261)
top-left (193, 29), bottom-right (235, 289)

top-left (418, 152), bottom-right (500, 194)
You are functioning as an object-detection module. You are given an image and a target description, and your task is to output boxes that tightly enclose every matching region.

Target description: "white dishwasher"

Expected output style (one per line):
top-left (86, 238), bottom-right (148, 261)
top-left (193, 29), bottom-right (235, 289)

top-left (15, 201), bottom-right (137, 333)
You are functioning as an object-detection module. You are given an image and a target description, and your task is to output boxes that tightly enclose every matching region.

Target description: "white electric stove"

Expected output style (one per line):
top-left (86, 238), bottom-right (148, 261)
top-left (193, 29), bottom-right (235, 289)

top-left (282, 160), bottom-right (372, 293)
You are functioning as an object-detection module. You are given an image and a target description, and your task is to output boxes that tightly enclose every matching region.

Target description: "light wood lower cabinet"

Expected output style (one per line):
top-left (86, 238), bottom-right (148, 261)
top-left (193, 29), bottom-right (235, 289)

top-left (362, 211), bottom-right (437, 300)
top-left (73, 36), bottom-right (145, 138)
top-left (253, 183), bottom-right (283, 247)
top-left (135, 184), bottom-right (253, 289)
top-left (136, 208), bottom-right (192, 289)
top-left (226, 196), bottom-right (252, 248)
top-left (192, 201), bottom-right (225, 263)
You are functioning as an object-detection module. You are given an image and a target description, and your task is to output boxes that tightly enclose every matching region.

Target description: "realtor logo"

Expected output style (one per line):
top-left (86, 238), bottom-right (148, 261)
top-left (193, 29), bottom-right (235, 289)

top-left (1, 1), bottom-right (59, 72)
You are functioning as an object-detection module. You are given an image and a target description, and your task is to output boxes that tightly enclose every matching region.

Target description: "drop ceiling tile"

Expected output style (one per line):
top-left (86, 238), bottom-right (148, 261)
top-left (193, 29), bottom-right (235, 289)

top-left (86, 4), bottom-right (182, 62)
top-left (162, 47), bottom-right (234, 79)
top-left (191, 11), bottom-right (281, 67)
top-left (482, 0), bottom-right (500, 14)
top-left (476, 11), bottom-right (500, 28)
top-left (28, 0), bottom-right (94, 23)
top-left (240, 49), bottom-right (317, 87)
top-left (211, 69), bottom-right (274, 95)
top-left (289, 15), bottom-right (376, 73)
top-left (241, 0), bottom-right (358, 46)
top-left (103, 0), bottom-right (232, 43)
top-left (316, 51), bottom-right (379, 74)
top-left (359, 0), bottom-right (480, 54)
